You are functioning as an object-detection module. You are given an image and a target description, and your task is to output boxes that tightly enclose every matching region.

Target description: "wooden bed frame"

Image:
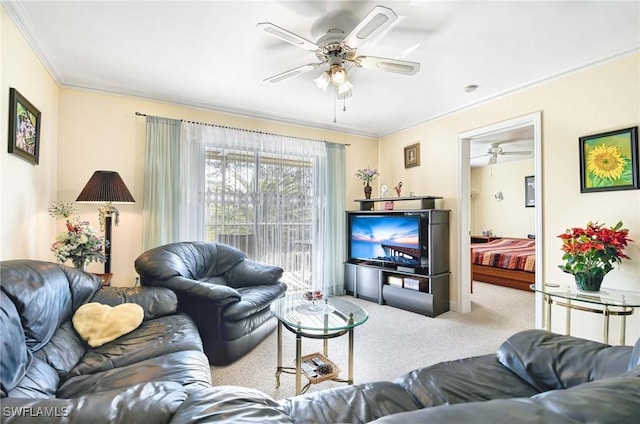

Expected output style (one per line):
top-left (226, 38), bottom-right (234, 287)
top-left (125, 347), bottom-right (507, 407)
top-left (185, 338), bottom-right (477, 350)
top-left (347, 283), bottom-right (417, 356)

top-left (470, 237), bottom-right (535, 292)
top-left (472, 263), bottom-right (534, 291)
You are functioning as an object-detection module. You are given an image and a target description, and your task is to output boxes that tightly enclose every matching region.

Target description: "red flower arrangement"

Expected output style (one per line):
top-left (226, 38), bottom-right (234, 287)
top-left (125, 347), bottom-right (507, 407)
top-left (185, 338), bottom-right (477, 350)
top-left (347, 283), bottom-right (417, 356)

top-left (558, 221), bottom-right (633, 290)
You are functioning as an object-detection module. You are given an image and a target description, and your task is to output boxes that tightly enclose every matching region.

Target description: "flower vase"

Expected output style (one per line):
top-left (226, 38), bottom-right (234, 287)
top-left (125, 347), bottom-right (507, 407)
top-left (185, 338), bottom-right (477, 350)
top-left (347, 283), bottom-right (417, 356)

top-left (574, 272), bottom-right (605, 292)
top-left (72, 258), bottom-right (87, 271)
top-left (364, 183), bottom-right (372, 199)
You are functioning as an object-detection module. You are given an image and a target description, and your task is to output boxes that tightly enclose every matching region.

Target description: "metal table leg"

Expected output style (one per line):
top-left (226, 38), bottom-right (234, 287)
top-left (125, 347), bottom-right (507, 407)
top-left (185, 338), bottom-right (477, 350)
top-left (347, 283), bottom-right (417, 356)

top-left (603, 306), bottom-right (610, 344)
top-left (545, 294), bottom-right (553, 331)
top-left (565, 298), bottom-right (571, 336)
top-left (348, 313), bottom-right (354, 385)
top-left (275, 320), bottom-right (282, 388)
top-left (296, 329), bottom-right (302, 395)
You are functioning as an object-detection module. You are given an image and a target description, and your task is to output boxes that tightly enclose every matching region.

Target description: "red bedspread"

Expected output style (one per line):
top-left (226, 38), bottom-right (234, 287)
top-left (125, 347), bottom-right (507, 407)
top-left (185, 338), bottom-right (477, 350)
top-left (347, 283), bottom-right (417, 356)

top-left (471, 238), bottom-right (535, 273)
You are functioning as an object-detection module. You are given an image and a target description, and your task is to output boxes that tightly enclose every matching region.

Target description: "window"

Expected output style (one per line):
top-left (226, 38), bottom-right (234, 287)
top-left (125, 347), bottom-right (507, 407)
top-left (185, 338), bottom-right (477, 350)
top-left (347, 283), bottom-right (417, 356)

top-left (144, 117), bottom-right (344, 294)
top-left (204, 147), bottom-right (316, 290)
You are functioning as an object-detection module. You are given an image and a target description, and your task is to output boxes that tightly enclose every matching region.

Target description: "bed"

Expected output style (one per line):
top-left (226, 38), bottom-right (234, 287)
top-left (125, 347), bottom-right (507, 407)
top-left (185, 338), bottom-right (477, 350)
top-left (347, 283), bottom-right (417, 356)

top-left (471, 238), bottom-right (535, 291)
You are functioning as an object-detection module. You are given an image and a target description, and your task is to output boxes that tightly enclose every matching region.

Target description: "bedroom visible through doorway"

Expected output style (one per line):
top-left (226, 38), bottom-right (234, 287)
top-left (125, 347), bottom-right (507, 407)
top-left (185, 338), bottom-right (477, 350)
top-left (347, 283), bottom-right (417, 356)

top-left (457, 112), bottom-right (543, 328)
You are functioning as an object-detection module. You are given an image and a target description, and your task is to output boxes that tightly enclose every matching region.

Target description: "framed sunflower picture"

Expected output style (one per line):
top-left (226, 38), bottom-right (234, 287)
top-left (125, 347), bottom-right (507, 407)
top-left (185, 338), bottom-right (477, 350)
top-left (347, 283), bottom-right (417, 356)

top-left (579, 126), bottom-right (638, 193)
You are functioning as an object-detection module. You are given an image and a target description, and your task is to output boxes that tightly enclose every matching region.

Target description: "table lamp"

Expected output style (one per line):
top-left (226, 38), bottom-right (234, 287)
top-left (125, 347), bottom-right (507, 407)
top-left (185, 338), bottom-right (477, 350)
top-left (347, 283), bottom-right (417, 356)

top-left (76, 170), bottom-right (135, 273)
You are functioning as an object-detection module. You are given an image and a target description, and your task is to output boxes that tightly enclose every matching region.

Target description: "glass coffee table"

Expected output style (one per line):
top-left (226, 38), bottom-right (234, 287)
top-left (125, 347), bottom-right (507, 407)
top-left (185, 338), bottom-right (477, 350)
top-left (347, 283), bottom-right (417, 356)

top-left (270, 295), bottom-right (368, 395)
top-left (530, 283), bottom-right (640, 345)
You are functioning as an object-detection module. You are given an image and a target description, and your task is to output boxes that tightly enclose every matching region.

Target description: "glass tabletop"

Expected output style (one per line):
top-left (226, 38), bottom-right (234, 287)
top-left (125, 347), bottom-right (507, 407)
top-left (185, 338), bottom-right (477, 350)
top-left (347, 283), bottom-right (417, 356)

top-left (270, 295), bottom-right (369, 333)
top-left (531, 283), bottom-right (640, 307)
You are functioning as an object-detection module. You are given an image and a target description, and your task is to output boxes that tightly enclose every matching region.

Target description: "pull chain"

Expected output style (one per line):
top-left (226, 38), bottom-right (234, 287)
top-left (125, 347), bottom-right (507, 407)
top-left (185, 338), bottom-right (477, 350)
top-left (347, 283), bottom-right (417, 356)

top-left (333, 87), bottom-right (337, 123)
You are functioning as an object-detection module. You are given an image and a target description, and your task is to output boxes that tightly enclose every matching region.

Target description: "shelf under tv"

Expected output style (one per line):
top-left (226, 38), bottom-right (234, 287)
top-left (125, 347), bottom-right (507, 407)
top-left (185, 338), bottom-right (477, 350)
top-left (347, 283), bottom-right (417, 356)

top-left (354, 195), bottom-right (443, 211)
top-left (348, 260), bottom-right (428, 276)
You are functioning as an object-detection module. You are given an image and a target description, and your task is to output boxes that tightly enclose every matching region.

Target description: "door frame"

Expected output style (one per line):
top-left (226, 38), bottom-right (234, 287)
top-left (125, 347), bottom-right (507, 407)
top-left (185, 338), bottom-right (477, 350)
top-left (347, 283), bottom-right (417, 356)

top-left (456, 112), bottom-right (543, 327)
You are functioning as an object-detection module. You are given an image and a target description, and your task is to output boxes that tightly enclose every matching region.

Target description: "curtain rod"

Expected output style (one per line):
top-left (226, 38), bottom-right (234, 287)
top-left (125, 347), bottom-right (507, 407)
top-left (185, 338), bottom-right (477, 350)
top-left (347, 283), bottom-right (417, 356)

top-left (134, 112), bottom-right (350, 146)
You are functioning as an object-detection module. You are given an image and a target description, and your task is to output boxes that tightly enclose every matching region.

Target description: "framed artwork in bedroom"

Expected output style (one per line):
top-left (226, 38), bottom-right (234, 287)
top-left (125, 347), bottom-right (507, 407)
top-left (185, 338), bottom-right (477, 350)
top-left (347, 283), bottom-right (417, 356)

top-left (579, 126), bottom-right (638, 193)
top-left (8, 88), bottom-right (41, 165)
top-left (524, 175), bottom-right (535, 207)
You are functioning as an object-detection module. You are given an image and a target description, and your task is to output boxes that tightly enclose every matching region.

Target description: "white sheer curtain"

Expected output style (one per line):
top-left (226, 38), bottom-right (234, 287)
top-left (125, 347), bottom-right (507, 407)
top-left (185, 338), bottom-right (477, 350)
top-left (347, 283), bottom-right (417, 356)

top-left (143, 117), bottom-right (346, 292)
top-left (180, 121), bottom-right (330, 291)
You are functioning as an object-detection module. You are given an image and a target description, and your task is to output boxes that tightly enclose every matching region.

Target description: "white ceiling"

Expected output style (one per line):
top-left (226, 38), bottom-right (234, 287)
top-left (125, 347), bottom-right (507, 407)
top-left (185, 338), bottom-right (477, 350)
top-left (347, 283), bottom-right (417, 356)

top-left (469, 125), bottom-right (534, 167)
top-left (4, 1), bottom-right (639, 139)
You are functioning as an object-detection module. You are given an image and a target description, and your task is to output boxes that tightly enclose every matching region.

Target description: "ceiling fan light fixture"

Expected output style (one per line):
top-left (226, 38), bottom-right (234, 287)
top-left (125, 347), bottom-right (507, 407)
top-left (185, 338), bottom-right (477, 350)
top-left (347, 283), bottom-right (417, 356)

top-left (338, 79), bottom-right (353, 95)
top-left (329, 64), bottom-right (348, 85)
top-left (337, 88), bottom-right (353, 99)
top-left (314, 72), bottom-right (331, 91)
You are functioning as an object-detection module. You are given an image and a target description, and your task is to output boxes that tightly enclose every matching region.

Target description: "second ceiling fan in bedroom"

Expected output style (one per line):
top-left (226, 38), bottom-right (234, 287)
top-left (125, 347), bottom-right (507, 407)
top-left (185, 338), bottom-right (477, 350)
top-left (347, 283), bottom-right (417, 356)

top-left (473, 143), bottom-right (532, 165)
top-left (256, 5), bottom-right (421, 99)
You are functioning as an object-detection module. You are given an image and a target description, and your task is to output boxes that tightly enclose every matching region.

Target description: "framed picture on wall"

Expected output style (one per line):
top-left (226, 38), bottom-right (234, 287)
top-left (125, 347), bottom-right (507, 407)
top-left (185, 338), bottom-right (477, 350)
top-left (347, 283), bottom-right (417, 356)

top-left (579, 126), bottom-right (638, 193)
top-left (404, 143), bottom-right (420, 168)
top-left (8, 88), bottom-right (41, 165)
top-left (524, 175), bottom-right (535, 207)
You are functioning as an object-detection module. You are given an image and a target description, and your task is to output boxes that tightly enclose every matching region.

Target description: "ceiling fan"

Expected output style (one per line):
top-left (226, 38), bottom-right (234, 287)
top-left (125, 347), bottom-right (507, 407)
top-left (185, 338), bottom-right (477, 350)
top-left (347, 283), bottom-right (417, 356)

top-left (256, 5), bottom-right (421, 97)
top-left (473, 143), bottom-right (532, 165)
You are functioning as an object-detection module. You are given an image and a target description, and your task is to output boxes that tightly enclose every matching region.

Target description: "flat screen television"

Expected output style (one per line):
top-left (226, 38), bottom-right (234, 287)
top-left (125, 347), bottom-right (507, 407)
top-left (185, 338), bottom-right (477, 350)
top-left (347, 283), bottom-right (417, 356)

top-left (348, 213), bottom-right (421, 268)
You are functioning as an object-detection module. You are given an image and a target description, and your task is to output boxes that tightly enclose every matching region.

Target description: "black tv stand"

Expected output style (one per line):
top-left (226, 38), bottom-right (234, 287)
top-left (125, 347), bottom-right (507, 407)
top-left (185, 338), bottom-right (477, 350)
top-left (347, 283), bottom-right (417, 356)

top-left (344, 209), bottom-right (450, 317)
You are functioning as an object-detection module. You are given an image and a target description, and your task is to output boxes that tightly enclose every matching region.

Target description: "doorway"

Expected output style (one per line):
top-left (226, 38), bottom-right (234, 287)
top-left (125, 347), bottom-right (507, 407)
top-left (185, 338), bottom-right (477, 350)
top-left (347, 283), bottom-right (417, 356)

top-left (457, 112), bottom-right (543, 328)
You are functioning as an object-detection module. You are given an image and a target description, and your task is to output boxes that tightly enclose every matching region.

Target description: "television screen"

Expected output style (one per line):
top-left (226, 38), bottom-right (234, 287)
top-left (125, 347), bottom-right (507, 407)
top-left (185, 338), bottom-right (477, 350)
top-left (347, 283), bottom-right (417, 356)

top-left (350, 215), bottom-right (420, 266)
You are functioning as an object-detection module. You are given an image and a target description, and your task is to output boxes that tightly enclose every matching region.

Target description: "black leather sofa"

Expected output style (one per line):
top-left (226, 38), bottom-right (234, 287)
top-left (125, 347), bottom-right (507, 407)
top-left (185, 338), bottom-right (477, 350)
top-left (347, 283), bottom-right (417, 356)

top-left (134, 242), bottom-right (287, 365)
top-left (168, 329), bottom-right (640, 423)
top-left (0, 259), bottom-right (212, 423)
top-left (3, 259), bottom-right (639, 423)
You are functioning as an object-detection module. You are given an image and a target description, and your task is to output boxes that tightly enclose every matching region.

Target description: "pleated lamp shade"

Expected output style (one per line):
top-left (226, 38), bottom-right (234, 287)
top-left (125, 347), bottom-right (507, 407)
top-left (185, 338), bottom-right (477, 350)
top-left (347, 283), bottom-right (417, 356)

top-left (76, 171), bottom-right (135, 203)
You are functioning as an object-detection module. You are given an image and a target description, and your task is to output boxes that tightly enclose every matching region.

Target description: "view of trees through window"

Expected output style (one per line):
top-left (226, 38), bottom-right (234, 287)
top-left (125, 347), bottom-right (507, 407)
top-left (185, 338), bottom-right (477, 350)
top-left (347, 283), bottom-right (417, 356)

top-left (204, 147), bottom-right (315, 289)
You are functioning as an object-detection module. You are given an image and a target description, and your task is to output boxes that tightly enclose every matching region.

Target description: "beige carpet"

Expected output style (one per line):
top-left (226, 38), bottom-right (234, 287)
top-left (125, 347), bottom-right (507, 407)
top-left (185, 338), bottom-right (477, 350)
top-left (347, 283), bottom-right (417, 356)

top-left (210, 281), bottom-right (534, 400)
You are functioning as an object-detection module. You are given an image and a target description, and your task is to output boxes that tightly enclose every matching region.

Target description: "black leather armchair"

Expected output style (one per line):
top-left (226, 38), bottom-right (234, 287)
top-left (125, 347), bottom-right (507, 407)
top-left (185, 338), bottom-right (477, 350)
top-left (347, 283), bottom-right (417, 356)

top-left (135, 242), bottom-right (287, 365)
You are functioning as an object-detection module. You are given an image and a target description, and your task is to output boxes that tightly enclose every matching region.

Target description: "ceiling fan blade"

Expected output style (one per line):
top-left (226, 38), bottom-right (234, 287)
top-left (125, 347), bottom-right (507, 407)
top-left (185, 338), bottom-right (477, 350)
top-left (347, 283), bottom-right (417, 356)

top-left (501, 150), bottom-right (532, 156)
top-left (471, 153), bottom-right (490, 159)
top-left (353, 56), bottom-right (420, 75)
top-left (256, 22), bottom-right (319, 52)
top-left (263, 63), bottom-right (320, 83)
top-left (343, 5), bottom-right (397, 49)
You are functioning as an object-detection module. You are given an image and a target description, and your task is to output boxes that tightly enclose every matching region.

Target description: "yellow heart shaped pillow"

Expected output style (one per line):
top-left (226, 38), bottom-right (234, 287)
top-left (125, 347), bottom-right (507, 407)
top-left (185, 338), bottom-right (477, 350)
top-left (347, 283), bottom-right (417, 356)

top-left (73, 302), bottom-right (144, 347)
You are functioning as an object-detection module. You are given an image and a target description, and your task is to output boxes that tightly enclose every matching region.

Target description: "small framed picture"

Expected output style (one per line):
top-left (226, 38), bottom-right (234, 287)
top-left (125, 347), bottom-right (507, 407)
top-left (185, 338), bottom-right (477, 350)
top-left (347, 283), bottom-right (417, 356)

top-left (579, 127), bottom-right (638, 193)
top-left (404, 143), bottom-right (420, 168)
top-left (524, 175), bottom-right (535, 207)
top-left (8, 88), bottom-right (41, 165)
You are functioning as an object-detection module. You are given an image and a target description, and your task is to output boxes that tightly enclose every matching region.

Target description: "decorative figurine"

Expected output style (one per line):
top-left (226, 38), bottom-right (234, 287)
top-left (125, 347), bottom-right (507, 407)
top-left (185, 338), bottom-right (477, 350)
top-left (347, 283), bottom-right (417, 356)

top-left (394, 181), bottom-right (403, 197)
top-left (381, 184), bottom-right (388, 198)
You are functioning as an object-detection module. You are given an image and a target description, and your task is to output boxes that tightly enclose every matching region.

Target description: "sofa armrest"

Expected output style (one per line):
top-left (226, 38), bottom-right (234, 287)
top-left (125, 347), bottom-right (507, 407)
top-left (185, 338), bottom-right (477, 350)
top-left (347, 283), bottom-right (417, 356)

top-left (1, 382), bottom-right (187, 424)
top-left (224, 260), bottom-right (284, 288)
top-left (148, 276), bottom-right (241, 307)
top-left (497, 329), bottom-right (632, 392)
top-left (90, 286), bottom-right (178, 320)
top-left (171, 385), bottom-right (293, 424)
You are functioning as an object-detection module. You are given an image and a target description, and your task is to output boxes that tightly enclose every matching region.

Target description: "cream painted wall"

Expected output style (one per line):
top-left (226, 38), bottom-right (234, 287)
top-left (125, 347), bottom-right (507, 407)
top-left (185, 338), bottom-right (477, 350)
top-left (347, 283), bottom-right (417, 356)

top-left (58, 89), bottom-right (376, 285)
top-left (1, 8), bottom-right (59, 261)
top-left (379, 53), bottom-right (640, 343)
top-left (471, 159), bottom-right (535, 238)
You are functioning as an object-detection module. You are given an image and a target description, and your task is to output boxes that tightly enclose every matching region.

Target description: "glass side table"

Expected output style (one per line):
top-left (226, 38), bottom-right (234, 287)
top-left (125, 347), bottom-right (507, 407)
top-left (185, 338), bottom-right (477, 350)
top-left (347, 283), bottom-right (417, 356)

top-left (530, 283), bottom-right (640, 345)
top-left (270, 295), bottom-right (368, 395)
